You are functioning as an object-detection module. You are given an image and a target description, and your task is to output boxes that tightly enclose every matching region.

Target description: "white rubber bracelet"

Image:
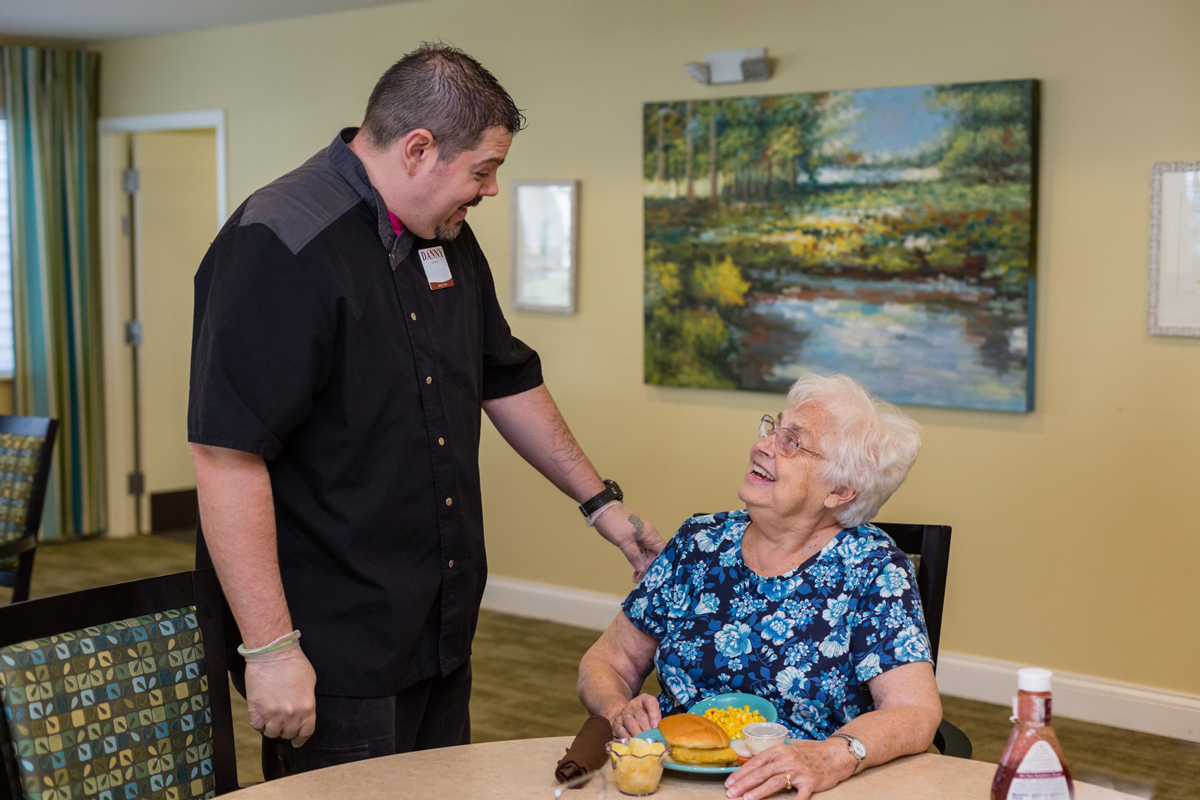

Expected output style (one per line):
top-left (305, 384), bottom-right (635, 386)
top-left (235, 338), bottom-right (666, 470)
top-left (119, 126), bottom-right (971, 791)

top-left (238, 630), bottom-right (301, 657)
top-left (585, 500), bottom-right (622, 527)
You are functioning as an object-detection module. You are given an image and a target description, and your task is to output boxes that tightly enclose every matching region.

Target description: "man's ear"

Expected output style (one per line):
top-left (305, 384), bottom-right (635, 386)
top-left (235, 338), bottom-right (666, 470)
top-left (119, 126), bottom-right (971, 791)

top-left (399, 128), bottom-right (436, 175)
top-left (824, 485), bottom-right (857, 510)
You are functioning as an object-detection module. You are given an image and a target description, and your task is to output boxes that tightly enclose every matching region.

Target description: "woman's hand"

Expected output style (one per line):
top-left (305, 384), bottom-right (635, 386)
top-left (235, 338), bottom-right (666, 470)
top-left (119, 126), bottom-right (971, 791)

top-left (724, 740), bottom-right (854, 800)
top-left (578, 614), bottom-right (661, 740)
top-left (606, 693), bottom-right (663, 738)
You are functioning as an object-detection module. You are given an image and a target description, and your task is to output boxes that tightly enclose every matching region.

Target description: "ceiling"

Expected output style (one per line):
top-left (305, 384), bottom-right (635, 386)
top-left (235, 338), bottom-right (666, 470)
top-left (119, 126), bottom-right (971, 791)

top-left (0, 0), bottom-right (412, 43)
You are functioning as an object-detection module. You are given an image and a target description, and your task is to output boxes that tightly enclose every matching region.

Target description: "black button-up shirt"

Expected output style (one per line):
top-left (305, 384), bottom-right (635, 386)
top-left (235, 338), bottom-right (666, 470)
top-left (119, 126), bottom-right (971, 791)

top-left (189, 129), bottom-right (543, 696)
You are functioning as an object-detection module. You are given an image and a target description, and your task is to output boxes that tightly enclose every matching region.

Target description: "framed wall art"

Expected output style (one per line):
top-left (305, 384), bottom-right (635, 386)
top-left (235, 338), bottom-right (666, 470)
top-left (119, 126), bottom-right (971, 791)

top-left (511, 179), bottom-right (579, 313)
top-left (1148, 162), bottom-right (1200, 337)
top-left (643, 79), bottom-right (1040, 412)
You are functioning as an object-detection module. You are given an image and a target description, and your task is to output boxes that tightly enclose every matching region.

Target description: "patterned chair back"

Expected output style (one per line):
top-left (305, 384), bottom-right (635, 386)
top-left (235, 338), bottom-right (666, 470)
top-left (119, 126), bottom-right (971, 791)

top-left (0, 431), bottom-right (51, 575)
top-left (0, 571), bottom-right (237, 800)
top-left (0, 416), bottom-right (58, 605)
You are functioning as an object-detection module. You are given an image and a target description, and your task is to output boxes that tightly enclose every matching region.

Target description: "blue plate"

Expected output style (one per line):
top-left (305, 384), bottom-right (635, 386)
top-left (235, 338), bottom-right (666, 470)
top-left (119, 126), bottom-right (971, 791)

top-left (634, 693), bottom-right (778, 775)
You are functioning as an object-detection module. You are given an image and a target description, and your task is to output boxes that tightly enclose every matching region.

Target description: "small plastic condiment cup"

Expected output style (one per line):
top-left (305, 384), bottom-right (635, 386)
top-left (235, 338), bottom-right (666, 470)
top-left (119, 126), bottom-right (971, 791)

top-left (605, 738), bottom-right (670, 796)
top-left (741, 722), bottom-right (788, 755)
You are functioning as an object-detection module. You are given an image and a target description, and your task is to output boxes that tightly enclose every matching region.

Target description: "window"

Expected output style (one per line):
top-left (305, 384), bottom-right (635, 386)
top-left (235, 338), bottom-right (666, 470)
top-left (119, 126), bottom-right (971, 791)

top-left (0, 118), bottom-right (13, 378)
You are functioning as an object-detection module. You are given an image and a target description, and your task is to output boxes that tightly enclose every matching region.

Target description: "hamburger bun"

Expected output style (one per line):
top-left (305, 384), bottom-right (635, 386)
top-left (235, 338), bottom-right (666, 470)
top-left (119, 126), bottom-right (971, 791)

top-left (658, 714), bottom-right (738, 766)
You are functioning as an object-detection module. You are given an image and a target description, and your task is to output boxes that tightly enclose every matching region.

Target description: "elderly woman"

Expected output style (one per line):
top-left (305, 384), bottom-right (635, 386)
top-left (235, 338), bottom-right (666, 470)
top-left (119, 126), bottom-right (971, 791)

top-left (578, 374), bottom-right (940, 800)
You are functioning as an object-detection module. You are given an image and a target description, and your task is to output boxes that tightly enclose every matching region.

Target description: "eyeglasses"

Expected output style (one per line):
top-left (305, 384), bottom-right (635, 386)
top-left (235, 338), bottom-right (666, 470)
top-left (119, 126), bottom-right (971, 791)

top-left (758, 414), bottom-right (824, 460)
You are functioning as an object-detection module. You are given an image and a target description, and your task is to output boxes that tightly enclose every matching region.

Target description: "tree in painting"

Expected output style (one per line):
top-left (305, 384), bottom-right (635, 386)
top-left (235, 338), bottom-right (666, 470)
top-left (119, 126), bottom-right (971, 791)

top-left (643, 80), bottom-right (1038, 412)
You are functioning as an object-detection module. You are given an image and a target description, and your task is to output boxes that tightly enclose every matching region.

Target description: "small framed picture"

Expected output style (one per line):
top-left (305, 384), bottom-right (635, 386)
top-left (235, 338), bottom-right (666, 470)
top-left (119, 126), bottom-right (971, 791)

top-left (510, 179), bottom-right (579, 313)
top-left (1149, 162), bottom-right (1200, 337)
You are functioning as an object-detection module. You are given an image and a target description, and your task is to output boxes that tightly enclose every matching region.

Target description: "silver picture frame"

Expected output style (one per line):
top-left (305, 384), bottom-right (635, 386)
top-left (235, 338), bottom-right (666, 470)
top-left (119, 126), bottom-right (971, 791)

top-left (1148, 161), bottom-right (1200, 337)
top-left (510, 179), bottom-right (579, 314)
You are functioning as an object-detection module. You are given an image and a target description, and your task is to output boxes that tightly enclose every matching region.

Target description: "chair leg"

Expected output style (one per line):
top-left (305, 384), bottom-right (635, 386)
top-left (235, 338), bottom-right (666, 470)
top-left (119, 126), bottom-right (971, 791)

top-left (934, 719), bottom-right (972, 759)
top-left (11, 550), bottom-right (35, 604)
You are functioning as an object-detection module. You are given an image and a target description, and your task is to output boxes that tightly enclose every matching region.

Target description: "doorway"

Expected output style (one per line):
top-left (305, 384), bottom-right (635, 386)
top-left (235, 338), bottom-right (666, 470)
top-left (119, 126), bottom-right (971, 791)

top-left (99, 111), bottom-right (226, 538)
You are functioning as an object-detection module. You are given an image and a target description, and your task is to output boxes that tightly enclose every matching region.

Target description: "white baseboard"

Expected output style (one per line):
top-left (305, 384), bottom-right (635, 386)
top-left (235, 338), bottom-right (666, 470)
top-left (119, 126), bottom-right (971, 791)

top-left (481, 575), bottom-right (1200, 743)
top-left (482, 576), bottom-right (623, 631)
top-left (936, 652), bottom-right (1200, 743)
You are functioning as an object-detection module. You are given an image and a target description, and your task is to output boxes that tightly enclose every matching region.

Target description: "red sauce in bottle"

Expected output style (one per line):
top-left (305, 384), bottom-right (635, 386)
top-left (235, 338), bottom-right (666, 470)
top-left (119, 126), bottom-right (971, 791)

top-left (991, 668), bottom-right (1074, 800)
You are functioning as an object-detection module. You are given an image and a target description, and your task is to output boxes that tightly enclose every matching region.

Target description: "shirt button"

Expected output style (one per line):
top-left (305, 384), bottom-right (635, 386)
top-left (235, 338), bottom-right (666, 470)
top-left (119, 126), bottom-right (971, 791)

top-left (448, 560), bottom-right (455, 569)
top-left (445, 497), bottom-right (453, 506)
top-left (426, 376), bottom-right (432, 385)
top-left (438, 437), bottom-right (445, 446)
top-left (410, 312), bottom-right (417, 321)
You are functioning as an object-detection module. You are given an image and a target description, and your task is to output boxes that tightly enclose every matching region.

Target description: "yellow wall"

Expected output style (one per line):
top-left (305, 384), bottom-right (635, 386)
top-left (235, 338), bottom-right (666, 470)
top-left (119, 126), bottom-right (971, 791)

top-left (97, 0), bottom-right (1200, 695)
top-left (136, 129), bottom-right (218, 501)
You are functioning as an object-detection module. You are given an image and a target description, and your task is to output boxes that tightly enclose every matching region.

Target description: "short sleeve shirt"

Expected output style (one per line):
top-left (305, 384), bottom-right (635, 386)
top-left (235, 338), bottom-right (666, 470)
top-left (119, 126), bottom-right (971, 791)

top-left (188, 129), bottom-right (543, 695)
top-left (621, 510), bottom-right (932, 740)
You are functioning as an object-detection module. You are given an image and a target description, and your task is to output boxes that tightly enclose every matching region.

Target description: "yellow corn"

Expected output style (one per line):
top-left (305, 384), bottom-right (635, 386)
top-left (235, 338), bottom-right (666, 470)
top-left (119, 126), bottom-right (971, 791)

top-left (702, 705), bottom-right (766, 740)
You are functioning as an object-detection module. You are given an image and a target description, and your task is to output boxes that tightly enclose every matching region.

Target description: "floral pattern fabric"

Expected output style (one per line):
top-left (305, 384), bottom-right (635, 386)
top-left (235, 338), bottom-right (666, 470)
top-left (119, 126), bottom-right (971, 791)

top-left (622, 510), bottom-right (932, 741)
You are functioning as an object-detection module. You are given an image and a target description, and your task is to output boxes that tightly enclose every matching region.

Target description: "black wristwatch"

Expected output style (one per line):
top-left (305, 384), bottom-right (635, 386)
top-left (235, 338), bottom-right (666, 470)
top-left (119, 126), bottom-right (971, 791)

top-left (579, 479), bottom-right (623, 519)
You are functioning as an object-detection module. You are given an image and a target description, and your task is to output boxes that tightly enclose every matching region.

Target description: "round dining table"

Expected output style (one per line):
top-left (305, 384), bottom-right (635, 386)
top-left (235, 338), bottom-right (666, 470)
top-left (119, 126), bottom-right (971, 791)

top-left (229, 736), bottom-right (1142, 798)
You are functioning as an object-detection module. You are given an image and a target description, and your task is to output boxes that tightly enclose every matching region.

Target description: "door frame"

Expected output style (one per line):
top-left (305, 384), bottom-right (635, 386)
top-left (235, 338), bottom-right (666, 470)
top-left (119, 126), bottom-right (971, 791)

top-left (97, 109), bottom-right (227, 537)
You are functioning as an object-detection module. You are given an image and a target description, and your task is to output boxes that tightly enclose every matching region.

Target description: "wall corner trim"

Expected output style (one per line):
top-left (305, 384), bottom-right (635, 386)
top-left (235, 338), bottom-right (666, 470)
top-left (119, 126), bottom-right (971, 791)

top-left (481, 575), bottom-right (1200, 744)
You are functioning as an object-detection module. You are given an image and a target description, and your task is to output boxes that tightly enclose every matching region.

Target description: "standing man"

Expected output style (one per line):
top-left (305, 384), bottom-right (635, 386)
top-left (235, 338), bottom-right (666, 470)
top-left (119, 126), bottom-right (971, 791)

top-left (188, 43), bottom-right (663, 778)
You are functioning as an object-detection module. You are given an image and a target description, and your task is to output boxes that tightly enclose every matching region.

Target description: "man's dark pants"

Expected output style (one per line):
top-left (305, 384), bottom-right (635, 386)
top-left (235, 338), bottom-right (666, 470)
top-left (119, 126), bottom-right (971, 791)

top-left (261, 660), bottom-right (472, 778)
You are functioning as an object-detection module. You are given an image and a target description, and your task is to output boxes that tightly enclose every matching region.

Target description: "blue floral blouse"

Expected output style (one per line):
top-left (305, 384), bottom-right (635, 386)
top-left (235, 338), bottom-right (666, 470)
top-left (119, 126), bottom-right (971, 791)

top-left (622, 510), bottom-right (933, 741)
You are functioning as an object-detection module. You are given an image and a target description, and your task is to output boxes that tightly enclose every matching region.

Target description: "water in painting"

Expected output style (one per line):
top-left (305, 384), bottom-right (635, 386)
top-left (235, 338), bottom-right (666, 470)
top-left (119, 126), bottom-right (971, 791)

top-left (643, 80), bottom-right (1038, 412)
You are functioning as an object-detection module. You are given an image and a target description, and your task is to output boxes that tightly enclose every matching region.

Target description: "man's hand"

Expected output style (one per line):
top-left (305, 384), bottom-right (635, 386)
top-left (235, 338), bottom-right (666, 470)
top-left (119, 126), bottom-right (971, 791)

top-left (243, 646), bottom-right (318, 747)
top-left (594, 507), bottom-right (665, 580)
top-left (605, 693), bottom-right (663, 738)
top-left (193, 443), bottom-right (315, 743)
top-left (482, 386), bottom-right (666, 579)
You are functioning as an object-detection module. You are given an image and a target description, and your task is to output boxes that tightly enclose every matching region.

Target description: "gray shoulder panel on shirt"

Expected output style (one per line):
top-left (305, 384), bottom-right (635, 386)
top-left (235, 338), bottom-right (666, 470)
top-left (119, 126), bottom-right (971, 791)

top-left (240, 150), bottom-right (362, 255)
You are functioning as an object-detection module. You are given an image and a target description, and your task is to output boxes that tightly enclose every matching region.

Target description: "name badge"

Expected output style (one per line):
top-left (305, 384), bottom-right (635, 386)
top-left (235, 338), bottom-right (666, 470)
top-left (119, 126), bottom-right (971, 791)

top-left (418, 246), bottom-right (455, 290)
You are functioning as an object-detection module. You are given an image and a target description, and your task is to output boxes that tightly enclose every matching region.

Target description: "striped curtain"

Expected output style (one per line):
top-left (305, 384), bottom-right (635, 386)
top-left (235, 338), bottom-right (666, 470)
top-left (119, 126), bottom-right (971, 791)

top-left (1, 47), bottom-right (106, 540)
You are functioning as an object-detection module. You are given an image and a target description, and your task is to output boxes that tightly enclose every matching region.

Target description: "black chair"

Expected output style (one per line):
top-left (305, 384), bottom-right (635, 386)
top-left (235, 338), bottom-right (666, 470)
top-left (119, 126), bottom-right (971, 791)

top-left (0, 569), bottom-right (239, 799)
top-left (875, 522), bottom-right (972, 759)
top-left (0, 415), bottom-right (58, 605)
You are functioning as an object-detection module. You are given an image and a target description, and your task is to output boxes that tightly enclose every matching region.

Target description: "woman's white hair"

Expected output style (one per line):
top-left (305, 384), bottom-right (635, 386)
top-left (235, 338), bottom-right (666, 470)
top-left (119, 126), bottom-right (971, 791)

top-left (786, 373), bottom-right (921, 528)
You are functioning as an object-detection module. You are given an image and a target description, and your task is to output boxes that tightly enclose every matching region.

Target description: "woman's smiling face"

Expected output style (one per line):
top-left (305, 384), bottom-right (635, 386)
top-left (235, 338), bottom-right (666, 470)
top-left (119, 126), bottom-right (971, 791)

top-left (737, 403), bottom-right (840, 525)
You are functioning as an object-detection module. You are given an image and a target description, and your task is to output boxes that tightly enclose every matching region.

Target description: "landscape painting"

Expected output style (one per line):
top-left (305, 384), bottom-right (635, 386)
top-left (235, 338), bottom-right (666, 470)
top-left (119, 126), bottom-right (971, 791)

top-left (643, 79), bottom-right (1038, 412)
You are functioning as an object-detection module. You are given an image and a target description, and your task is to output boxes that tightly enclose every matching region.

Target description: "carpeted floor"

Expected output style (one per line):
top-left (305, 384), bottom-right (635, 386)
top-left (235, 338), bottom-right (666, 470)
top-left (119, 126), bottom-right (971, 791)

top-left (5, 534), bottom-right (1197, 797)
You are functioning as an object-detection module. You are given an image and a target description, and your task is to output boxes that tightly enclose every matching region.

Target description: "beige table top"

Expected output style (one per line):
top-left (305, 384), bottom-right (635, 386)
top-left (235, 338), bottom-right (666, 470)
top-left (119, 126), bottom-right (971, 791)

top-left (231, 736), bottom-right (1140, 799)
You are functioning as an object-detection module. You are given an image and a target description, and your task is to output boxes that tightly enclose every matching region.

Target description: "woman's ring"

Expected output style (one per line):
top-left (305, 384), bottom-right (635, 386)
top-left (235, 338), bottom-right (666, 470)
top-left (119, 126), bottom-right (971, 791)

top-left (784, 772), bottom-right (792, 790)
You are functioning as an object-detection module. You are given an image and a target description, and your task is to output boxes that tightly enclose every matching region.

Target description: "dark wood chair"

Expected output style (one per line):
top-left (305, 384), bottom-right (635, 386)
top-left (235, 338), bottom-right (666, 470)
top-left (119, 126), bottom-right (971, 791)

top-left (0, 415), bottom-right (58, 605)
top-left (875, 522), bottom-right (972, 759)
top-left (0, 569), bottom-right (239, 799)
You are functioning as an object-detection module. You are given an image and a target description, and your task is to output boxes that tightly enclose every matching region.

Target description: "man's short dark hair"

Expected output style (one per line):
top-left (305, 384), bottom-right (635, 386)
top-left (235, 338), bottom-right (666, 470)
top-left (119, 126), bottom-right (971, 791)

top-left (362, 43), bottom-right (526, 162)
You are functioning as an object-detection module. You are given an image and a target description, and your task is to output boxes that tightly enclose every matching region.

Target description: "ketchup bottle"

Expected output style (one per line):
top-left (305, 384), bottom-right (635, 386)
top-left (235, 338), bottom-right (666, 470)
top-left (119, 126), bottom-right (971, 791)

top-left (991, 668), bottom-right (1074, 800)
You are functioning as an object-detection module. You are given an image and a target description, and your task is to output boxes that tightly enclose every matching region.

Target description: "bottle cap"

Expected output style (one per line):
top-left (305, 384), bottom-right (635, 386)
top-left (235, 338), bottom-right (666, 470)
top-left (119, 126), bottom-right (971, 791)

top-left (1017, 667), bottom-right (1052, 693)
